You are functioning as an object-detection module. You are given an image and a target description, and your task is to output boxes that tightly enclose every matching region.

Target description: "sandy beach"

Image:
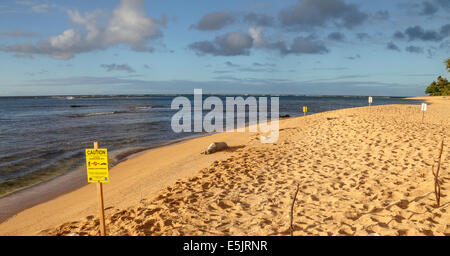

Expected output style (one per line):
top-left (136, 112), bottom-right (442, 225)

top-left (0, 96), bottom-right (448, 236)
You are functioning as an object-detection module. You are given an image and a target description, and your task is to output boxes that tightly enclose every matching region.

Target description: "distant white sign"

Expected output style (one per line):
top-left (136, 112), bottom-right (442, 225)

top-left (421, 103), bottom-right (427, 111)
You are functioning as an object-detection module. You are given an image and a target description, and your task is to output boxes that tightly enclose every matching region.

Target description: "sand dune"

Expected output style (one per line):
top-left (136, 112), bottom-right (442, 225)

top-left (1, 97), bottom-right (449, 236)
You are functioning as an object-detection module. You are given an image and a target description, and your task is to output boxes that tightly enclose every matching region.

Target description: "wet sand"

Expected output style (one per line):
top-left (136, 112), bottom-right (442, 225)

top-left (0, 96), bottom-right (449, 236)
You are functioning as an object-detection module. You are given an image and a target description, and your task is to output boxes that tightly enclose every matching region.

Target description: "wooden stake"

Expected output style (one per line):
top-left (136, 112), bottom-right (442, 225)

top-left (94, 141), bottom-right (107, 236)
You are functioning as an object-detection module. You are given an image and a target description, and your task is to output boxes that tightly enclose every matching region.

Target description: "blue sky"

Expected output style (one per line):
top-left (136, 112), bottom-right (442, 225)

top-left (0, 0), bottom-right (449, 96)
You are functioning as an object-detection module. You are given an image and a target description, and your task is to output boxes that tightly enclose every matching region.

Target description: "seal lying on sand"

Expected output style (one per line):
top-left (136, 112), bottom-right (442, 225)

top-left (203, 142), bottom-right (228, 154)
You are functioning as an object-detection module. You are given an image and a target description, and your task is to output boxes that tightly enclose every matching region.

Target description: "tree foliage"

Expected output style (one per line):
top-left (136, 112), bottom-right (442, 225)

top-left (425, 58), bottom-right (450, 96)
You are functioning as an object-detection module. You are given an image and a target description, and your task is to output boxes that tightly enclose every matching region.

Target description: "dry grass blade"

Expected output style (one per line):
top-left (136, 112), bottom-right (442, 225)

top-left (290, 183), bottom-right (300, 236)
top-left (432, 139), bottom-right (444, 207)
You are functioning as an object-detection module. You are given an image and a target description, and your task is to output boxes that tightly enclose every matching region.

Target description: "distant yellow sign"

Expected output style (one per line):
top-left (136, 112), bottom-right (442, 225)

top-left (303, 106), bottom-right (307, 113)
top-left (85, 148), bottom-right (109, 183)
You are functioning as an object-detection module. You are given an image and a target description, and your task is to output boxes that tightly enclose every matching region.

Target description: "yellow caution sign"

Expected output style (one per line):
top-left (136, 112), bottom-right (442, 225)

top-left (85, 148), bottom-right (109, 183)
top-left (303, 106), bottom-right (307, 113)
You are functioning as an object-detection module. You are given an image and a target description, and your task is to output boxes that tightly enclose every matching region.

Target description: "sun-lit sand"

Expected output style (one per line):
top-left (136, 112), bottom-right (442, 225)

top-left (0, 96), bottom-right (449, 236)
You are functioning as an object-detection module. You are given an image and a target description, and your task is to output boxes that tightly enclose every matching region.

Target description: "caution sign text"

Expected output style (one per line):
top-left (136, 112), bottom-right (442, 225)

top-left (85, 148), bottom-right (109, 183)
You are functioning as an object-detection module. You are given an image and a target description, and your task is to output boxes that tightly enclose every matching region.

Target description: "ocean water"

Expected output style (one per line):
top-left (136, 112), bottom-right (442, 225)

top-left (0, 95), bottom-right (420, 197)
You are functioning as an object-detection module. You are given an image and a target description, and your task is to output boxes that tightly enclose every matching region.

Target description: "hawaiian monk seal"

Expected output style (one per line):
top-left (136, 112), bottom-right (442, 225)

top-left (203, 142), bottom-right (228, 154)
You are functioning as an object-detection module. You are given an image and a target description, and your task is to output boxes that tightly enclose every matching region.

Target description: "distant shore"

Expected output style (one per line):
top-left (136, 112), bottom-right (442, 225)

top-left (1, 96), bottom-right (448, 235)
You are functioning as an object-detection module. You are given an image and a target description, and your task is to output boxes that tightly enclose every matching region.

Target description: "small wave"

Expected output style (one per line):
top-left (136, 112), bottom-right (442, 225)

top-left (70, 105), bottom-right (89, 108)
top-left (130, 105), bottom-right (168, 110)
top-left (151, 105), bottom-right (168, 109)
top-left (131, 106), bottom-right (152, 111)
top-left (70, 111), bottom-right (115, 118)
top-left (49, 96), bottom-right (77, 100)
top-left (70, 110), bottom-right (133, 118)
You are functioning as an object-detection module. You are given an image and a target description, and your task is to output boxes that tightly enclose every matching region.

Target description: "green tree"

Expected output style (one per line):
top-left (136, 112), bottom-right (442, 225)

top-left (437, 76), bottom-right (448, 85)
top-left (425, 58), bottom-right (450, 96)
top-left (425, 81), bottom-right (439, 95)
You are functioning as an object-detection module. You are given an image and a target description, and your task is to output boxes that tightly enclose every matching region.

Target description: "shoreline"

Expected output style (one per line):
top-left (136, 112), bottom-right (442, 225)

top-left (0, 96), bottom-right (447, 235)
top-left (0, 113), bottom-right (269, 235)
top-left (0, 96), bottom-right (422, 200)
top-left (0, 131), bottom-right (217, 224)
top-left (0, 110), bottom-right (301, 222)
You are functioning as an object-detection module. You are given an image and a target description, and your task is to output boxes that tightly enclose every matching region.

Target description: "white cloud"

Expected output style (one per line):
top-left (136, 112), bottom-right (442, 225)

top-left (0, 29), bottom-right (37, 38)
top-left (105, 0), bottom-right (159, 49)
top-left (15, 0), bottom-right (59, 13)
top-left (189, 31), bottom-right (253, 56)
top-left (190, 27), bottom-right (329, 56)
top-left (248, 27), bottom-right (265, 48)
top-left (67, 9), bottom-right (104, 41)
top-left (100, 63), bottom-right (136, 73)
top-left (2, 0), bottom-right (163, 59)
top-left (31, 4), bottom-right (54, 13)
top-left (49, 29), bottom-right (82, 49)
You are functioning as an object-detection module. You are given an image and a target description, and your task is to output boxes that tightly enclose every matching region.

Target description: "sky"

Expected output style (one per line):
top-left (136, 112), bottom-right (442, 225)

top-left (0, 0), bottom-right (449, 96)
